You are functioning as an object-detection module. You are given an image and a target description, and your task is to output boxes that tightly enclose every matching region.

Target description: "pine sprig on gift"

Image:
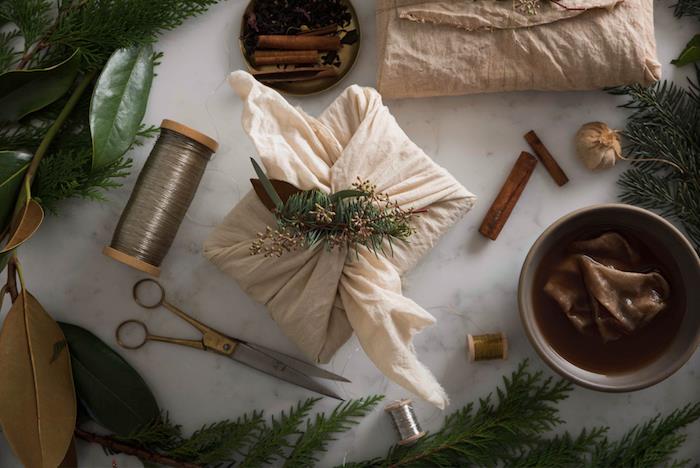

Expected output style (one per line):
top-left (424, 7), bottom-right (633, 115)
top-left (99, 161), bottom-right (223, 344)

top-left (609, 66), bottom-right (700, 250)
top-left (250, 159), bottom-right (416, 257)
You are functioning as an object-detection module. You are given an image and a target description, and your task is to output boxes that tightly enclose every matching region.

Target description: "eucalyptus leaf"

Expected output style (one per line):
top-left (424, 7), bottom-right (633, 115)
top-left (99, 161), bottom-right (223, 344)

top-left (90, 45), bottom-right (154, 170)
top-left (0, 50), bottom-right (80, 122)
top-left (672, 34), bottom-right (700, 67)
top-left (59, 322), bottom-right (160, 436)
top-left (329, 189), bottom-right (365, 202)
top-left (0, 292), bottom-right (77, 468)
top-left (0, 150), bottom-right (32, 231)
top-left (251, 158), bottom-right (283, 209)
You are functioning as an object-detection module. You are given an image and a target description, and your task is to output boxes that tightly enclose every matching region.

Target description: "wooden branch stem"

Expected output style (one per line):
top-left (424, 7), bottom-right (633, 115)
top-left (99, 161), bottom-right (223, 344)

top-left (74, 428), bottom-right (202, 468)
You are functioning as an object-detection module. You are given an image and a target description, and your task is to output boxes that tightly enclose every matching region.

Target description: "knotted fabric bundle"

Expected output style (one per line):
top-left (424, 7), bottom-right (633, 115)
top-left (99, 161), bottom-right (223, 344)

top-left (377, 0), bottom-right (660, 99)
top-left (204, 71), bottom-right (476, 408)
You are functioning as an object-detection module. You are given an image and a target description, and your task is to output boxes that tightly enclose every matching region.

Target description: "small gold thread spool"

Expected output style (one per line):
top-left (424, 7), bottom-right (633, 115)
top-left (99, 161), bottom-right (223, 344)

top-left (467, 332), bottom-right (508, 361)
top-left (103, 119), bottom-right (218, 277)
top-left (384, 399), bottom-right (426, 446)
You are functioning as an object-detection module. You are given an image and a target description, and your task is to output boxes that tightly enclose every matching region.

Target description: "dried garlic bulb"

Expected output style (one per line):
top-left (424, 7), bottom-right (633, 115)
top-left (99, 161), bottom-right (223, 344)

top-left (575, 122), bottom-right (622, 170)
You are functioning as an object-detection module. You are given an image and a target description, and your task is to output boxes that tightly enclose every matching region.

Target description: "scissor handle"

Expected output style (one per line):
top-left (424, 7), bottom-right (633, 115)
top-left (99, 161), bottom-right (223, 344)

top-left (133, 278), bottom-right (165, 309)
top-left (116, 320), bottom-right (150, 349)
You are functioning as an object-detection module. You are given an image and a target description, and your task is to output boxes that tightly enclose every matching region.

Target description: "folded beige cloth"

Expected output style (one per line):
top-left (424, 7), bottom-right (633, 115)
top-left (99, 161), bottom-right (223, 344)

top-left (203, 71), bottom-right (476, 408)
top-left (377, 0), bottom-right (660, 99)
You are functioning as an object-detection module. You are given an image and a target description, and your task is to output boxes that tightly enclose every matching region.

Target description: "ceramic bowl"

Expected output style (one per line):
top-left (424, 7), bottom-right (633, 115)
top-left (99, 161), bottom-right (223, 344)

top-left (518, 204), bottom-right (700, 391)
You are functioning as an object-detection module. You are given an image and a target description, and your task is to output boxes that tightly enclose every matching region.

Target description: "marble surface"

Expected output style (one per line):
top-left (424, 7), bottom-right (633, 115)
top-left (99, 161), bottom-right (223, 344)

top-left (1, 2), bottom-right (698, 467)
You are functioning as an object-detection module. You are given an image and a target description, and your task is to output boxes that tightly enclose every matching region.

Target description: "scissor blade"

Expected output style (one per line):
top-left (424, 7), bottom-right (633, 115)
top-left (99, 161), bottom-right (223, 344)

top-left (246, 343), bottom-right (351, 382)
top-left (231, 343), bottom-right (344, 400)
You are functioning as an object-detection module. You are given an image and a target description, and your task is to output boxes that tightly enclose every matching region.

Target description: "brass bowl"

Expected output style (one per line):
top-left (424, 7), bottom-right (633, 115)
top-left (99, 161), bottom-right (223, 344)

top-left (518, 204), bottom-right (700, 391)
top-left (239, 0), bottom-right (361, 96)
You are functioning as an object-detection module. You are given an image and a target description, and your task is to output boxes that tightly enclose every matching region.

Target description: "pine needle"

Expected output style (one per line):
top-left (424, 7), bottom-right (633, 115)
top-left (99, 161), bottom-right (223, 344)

top-left (609, 66), bottom-right (700, 251)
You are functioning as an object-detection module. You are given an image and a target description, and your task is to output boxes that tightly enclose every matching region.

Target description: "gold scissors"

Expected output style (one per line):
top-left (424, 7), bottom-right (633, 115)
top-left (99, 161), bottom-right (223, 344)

top-left (116, 278), bottom-right (349, 400)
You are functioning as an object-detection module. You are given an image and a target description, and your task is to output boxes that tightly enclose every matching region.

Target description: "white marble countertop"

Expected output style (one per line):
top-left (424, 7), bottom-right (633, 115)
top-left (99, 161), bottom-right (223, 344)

top-left (1, 2), bottom-right (698, 466)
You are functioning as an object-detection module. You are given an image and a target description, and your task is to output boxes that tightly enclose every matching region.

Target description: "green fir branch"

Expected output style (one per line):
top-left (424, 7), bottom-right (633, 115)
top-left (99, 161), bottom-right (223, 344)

top-left (0, 0), bottom-right (52, 52)
top-left (285, 395), bottom-right (384, 467)
top-left (365, 361), bottom-right (573, 467)
top-left (588, 403), bottom-right (700, 468)
top-left (240, 398), bottom-right (318, 467)
top-left (508, 428), bottom-right (608, 467)
top-left (673, 0), bottom-right (700, 18)
top-left (609, 66), bottom-right (700, 251)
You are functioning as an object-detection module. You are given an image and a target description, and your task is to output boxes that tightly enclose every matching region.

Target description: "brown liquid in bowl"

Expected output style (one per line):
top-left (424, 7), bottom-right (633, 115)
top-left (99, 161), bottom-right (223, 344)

top-left (532, 228), bottom-right (686, 374)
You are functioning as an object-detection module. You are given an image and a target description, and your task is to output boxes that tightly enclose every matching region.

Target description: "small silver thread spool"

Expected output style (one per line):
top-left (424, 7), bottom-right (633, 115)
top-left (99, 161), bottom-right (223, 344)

top-left (104, 119), bottom-right (218, 277)
top-left (385, 399), bottom-right (426, 445)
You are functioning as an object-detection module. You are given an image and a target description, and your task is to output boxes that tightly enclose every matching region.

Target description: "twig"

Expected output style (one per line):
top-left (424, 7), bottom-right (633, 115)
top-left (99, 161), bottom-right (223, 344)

top-left (74, 428), bottom-right (202, 468)
top-left (17, 41), bottom-right (49, 69)
top-left (548, 0), bottom-right (585, 11)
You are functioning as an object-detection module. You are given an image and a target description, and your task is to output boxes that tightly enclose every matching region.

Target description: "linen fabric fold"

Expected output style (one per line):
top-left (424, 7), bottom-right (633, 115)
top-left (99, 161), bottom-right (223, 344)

top-left (203, 71), bottom-right (476, 408)
top-left (376, 0), bottom-right (660, 99)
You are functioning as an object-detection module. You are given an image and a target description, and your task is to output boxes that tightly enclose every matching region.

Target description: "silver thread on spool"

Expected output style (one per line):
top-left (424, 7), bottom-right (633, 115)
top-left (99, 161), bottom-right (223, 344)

top-left (385, 399), bottom-right (426, 445)
top-left (467, 332), bottom-right (508, 361)
top-left (104, 119), bottom-right (218, 276)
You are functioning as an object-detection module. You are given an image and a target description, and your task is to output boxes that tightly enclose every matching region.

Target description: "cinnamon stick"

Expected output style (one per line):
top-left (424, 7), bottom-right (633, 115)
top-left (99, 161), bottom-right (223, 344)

top-left (479, 152), bottom-right (538, 241)
top-left (524, 130), bottom-right (569, 186)
top-left (253, 66), bottom-right (337, 83)
top-left (253, 50), bottom-right (318, 66)
top-left (257, 35), bottom-right (340, 51)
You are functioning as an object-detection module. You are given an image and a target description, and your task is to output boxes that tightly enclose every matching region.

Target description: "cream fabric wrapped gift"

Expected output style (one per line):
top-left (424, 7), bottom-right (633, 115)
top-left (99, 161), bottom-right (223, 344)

top-left (203, 71), bottom-right (476, 408)
top-left (377, 0), bottom-right (660, 99)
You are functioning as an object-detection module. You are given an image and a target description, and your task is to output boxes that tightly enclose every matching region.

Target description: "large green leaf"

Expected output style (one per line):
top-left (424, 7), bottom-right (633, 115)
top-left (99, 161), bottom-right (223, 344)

top-left (0, 50), bottom-right (80, 122)
top-left (0, 150), bottom-right (32, 231)
top-left (672, 34), bottom-right (700, 67)
top-left (58, 322), bottom-right (160, 436)
top-left (90, 45), bottom-right (154, 170)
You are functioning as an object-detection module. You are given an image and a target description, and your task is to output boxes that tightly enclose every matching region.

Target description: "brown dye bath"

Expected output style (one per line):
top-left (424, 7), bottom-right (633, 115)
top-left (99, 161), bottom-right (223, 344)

top-left (532, 228), bottom-right (685, 374)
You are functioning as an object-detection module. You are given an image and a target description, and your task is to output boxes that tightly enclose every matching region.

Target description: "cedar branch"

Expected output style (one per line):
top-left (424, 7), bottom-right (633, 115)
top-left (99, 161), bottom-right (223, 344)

top-left (74, 428), bottom-right (202, 468)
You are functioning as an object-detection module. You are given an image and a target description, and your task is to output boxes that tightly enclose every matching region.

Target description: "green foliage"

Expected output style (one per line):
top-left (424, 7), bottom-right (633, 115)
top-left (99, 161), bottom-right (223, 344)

top-left (508, 429), bottom-right (607, 467)
top-left (285, 396), bottom-right (385, 467)
top-left (0, 0), bottom-right (52, 51)
top-left (609, 67), bottom-right (700, 251)
top-left (100, 396), bottom-right (382, 467)
top-left (47, 0), bottom-right (221, 69)
top-left (251, 160), bottom-right (416, 257)
top-left (673, 0), bottom-right (700, 18)
top-left (588, 403), bottom-right (700, 467)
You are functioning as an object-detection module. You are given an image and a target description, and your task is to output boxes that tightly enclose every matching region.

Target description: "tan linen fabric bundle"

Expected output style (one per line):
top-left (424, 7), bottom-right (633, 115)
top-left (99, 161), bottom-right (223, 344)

top-left (377, 0), bottom-right (660, 99)
top-left (203, 71), bottom-right (476, 408)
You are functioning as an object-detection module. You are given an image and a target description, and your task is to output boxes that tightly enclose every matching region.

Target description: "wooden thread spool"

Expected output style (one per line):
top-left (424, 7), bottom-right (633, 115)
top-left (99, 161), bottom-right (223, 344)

top-left (103, 119), bottom-right (218, 277)
top-left (467, 333), bottom-right (508, 361)
top-left (384, 399), bottom-right (425, 446)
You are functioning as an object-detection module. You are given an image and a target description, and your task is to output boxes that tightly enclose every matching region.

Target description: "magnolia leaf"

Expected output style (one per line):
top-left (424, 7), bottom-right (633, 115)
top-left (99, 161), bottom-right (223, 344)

top-left (90, 45), bottom-right (154, 170)
top-left (251, 178), bottom-right (302, 212)
top-left (0, 292), bottom-right (77, 468)
top-left (1, 199), bottom-right (44, 253)
top-left (0, 50), bottom-right (80, 122)
top-left (250, 158), bottom-right (284, 210)
top-left (672, 34), bottom-right (700, 67)
top-left (0, 150), bottom-right (32, 231)
top-left (58, 438), bottom-right (78, 468)
top-left (59, 322), bottom-right (160, 436)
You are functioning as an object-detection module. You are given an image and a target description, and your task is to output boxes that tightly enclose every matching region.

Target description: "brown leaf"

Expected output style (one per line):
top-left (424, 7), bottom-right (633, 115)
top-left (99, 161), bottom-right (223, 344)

top-left (250, 178), bottom-right (302, 212)
top-left (0, 291), bottom-right (77, 468)
top-left (58, 438), bottom-right (78, 468)
top-left (1, 199), bottom-right (44, 253)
